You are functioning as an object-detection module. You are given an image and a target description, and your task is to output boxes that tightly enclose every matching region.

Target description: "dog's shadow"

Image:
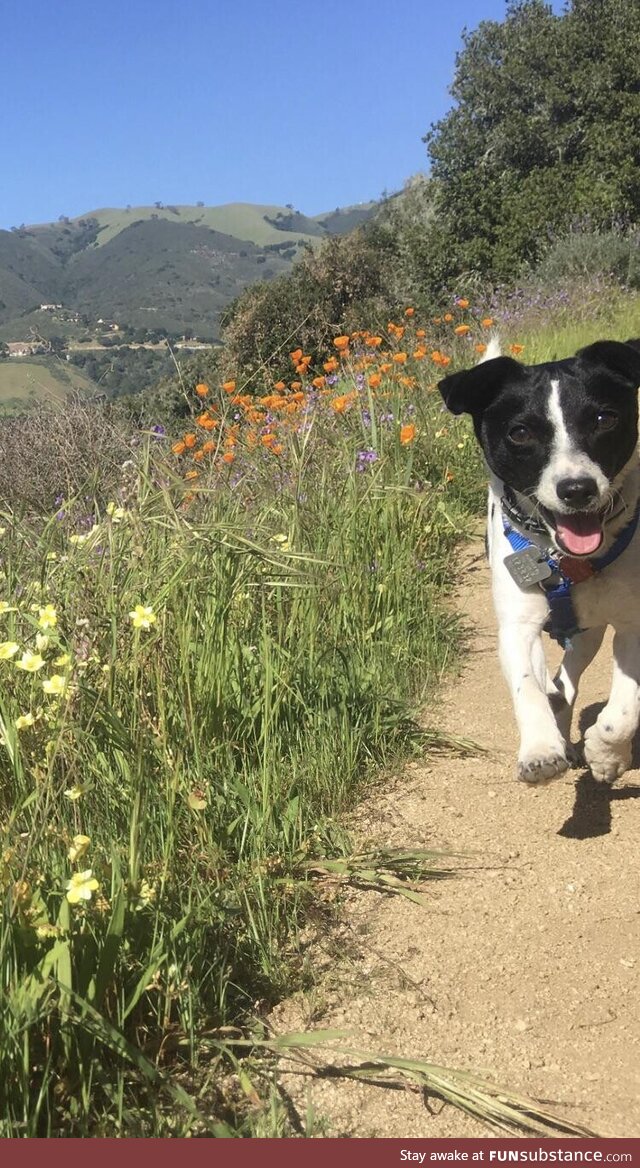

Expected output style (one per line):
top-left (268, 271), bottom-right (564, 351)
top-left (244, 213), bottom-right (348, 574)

top-left (558, 701), bottom-right (640, 839)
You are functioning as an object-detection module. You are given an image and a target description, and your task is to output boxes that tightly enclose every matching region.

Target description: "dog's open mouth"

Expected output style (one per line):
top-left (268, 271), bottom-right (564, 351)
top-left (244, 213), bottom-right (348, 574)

top-left (550, 510), bottom-right (603, 557)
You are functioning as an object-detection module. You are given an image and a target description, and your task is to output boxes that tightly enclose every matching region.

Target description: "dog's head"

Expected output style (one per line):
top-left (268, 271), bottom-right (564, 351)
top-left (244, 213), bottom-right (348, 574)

top-left (438, 340), bottom-right (640, 557)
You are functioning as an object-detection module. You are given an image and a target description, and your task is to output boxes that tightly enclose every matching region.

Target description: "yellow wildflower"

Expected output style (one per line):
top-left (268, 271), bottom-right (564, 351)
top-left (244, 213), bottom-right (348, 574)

top-left (68, 834), bottom-right (90, 863)
top-left (15, 712), bottom-right (36, 731)
top-left (0, 641), bottom-right (19, 660)
top-left (106, 502), bottom-right (126, 523)
top-left (16, 651), bottom-right (45, 673)
top-left (0, 601), bottom-right (16, 615)
top-left (42, 674), bottom-right (68, 697)
top-left (65, 869), bottom-right (99, 905)
top-left (64, 784), bottom-right (87, 801)
top-left (129, 604), bottom-right (157, 630)
top-left (38, 605), bottom-right (57, 630)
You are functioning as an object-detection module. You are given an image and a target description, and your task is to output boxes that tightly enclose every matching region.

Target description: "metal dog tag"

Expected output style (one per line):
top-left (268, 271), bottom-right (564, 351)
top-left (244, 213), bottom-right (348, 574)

top-left (504, 547), bottom-right (553, 589)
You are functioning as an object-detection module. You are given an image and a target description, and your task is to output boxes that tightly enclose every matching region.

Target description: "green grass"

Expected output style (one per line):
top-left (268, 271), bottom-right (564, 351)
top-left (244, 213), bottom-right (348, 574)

top-left (0, 363), bottom-right (469, 1134)
top-left (508, 290), bottom-right (640, 363)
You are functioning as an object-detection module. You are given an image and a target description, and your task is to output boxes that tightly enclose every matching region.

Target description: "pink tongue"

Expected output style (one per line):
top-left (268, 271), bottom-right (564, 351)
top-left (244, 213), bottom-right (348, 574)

top-left (555, 513), bottom-right (603, 556)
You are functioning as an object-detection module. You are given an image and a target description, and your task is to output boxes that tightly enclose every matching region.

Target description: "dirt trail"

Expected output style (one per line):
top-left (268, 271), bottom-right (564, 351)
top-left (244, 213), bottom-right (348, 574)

top-left (272, 540), bottom-right (640, 1138)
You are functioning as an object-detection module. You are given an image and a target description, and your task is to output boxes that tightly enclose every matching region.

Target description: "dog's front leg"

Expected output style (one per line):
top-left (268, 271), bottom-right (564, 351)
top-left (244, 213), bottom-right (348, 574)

top-left (584, 630), bottom-right (640, 783)
top-left (498, 622), bottom-right (570, 783)
top-left (552, 626), bottom-right (606, 756)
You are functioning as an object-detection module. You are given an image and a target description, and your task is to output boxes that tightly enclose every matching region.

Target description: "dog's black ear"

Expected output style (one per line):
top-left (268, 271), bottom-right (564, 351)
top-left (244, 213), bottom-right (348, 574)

top-left (438, 356), bottom-right (524, 417)
top-left (577, 340), bottom-right (640, 387)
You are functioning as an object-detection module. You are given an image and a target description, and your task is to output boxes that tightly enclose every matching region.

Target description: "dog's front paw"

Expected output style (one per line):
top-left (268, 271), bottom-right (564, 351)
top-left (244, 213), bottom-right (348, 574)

top-left (583, 724), bottom-right (630, 784)
top-left (517, 744), bottom-right (569, 785)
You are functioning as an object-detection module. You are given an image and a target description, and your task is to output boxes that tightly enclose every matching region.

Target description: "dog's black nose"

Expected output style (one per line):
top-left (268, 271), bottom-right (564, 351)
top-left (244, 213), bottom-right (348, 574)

top-left (555, 475), bottom-right (599, 507)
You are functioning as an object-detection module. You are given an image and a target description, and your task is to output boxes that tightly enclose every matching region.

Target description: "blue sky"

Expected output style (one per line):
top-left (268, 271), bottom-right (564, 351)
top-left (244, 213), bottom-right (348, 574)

top-left (2, 0), bottom-right (557, 228)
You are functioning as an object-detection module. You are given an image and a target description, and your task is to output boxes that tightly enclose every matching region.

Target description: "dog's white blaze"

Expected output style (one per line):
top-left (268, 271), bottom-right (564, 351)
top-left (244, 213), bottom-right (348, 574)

top-left (535, 378), bottom-right (609, 510)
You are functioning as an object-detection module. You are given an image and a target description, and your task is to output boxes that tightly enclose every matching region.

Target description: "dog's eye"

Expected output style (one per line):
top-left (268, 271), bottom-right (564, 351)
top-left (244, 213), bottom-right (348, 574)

top-left (508, 425), bottom-right (534, 446)
top-left (594, 410), bottom-right (618, 432)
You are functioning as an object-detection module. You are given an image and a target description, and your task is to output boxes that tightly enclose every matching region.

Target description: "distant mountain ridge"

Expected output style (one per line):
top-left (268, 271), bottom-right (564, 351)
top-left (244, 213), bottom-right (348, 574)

top-left (0, 200), bottom-right (377, 342)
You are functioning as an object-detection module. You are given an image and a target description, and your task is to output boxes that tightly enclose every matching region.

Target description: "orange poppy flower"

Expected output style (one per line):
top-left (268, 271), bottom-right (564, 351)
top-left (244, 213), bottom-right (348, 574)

top-left (290, 381), bottom-right (302, 390)
top-left (475, 343), bottom-right (487, 354)
top-left (185, 469), bottom-right (199, 481)
top-left (413, 347), bottom-right (426, 359)
top-left (454, 324), bottom-right (471, 336)
top-left (193, 450), bottom-right (204, 462)
top-left (400, 423), bottom-right (417, 445)
top-left (222, 451), bottom-right (235, 464)
top-left (456, 298), bottom-right (470, 309)
top-left (443, 313), bottom-right (453, 323)
top-left (393, 352), bottom-right (408, 364)
top-left (184, 433), bottom-right (197, 449)
top-left (312, 376), bottom-right (325, 389)
top-left (416, 329), bottom-right (426, 339)
top-left (261, 433), bottom-right (277, 446)
top-left (368, 373), bottom-right (382, 389)
top-left (333, 335), bottom-right (350, 351)
top-left (195, 382), bottom-right (209, 398)
top-left (331, 395), bottom-right (350, 413)
top-left (172, 440), bottom-right (186, 455)
top-left (323, 357), bottom-right (339, 373)
top-left (380, 362), bottom-right (393, 374)
top-left (404, 307), bottom-right (415, 317)
top-left (481, 317), bottom-right (494, 328)
top-left (290, 348), bottom-right (303, 362)
top-left (366, 335), bottom-right (383, 348)
top-left (270, 443), bottom-right (284, 455)
top-left (510, 344), bottom-right (524, 356)
top-left (202, 440), bottom-right (216, 454)
top-left (274, 380), bottom-right (286, 391)
top-left (222, 380), bottom-right (236, 394)
top-left (433, 317), bottom-right (442, 325)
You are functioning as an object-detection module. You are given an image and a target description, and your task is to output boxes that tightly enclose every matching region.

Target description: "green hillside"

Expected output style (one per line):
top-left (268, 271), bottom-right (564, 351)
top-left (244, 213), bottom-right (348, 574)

top-left (57, 203), bottom-right (325, 249)
top-left (0, 199), bottom-right (378, 348)
top-left (0, 358), bottom-right (96, 412)
top-left (66, 218), bottom-right (292, 337)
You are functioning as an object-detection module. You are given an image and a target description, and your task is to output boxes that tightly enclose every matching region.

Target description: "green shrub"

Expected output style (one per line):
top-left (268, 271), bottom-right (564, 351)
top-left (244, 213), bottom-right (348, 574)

top-left (533, 229), bottom-right (640, 289)
top-left (221, 230), bottom-right (400, 382)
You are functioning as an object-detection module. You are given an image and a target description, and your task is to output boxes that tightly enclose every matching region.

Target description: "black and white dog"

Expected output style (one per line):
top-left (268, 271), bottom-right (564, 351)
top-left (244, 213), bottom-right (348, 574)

top-left (438, 338), bottom-right (640, 785)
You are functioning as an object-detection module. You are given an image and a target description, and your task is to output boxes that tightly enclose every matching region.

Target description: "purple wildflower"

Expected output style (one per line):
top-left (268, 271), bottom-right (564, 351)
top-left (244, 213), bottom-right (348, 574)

top-left (356, 449), bottom-right (378, 472)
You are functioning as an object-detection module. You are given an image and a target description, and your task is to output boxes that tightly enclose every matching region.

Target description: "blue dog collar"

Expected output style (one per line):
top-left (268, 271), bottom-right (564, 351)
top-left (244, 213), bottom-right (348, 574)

top-left (502, 502), bottom-right (640, 649)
